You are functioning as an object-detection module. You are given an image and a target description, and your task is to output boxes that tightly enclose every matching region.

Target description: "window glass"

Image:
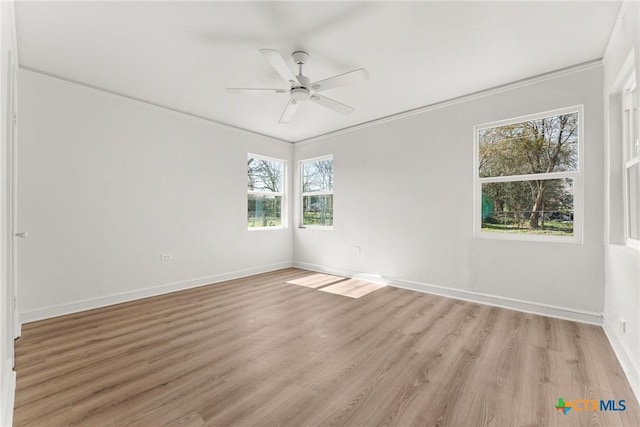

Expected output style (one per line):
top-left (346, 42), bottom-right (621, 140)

top-left (476, 109), bottom-right (581, 239)
top-left (301, 157), bottom-right (333, 227)
top-left (247, 156), bottom-right (284, 229)
top-left (482, 179), bottom-right (574, 236)
top-left (479, 113), bottom-right (578, 178)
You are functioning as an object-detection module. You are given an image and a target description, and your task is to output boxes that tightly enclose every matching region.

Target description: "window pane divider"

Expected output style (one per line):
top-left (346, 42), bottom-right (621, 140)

top-left (478, 171), bottom-right (578, 184)
top-left (247, 154), bottom-right (286, 230)
top-left (625, 157), bottom-right (639, 169)
top-left (474, 106), bottom-right (582, 242)
top-left (302, 191), bottom-right (333, 196)
top-left (248, 191), bottom-right (284, 196)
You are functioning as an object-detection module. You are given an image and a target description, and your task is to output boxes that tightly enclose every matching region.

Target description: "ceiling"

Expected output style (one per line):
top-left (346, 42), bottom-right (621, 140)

top-left (15, 1), bottom-right (620, 143)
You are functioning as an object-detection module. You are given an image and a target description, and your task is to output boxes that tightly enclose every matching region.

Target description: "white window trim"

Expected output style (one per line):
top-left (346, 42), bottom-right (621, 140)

top-left (473, 105), bottom-right (584, 243)
top-left (247, 153), bottom-right (286, 231)
top-left (300, 155), bottom-right (334, 230)
top-left (622, 74), bottom-right (639, 250)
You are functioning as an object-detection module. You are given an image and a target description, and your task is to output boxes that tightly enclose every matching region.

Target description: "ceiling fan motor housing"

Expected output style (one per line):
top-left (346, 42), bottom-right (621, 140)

top-left (295, 74), bottom-right (310, 88)
top-left (292, 51), bottom-right (309, 65)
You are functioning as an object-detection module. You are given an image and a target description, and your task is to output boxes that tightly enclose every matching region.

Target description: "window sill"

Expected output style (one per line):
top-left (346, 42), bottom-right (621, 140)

top-left (474, 231), bottom-right (582, 244)
top-left (625, 239), bottom-right (640, 251)
top-left (606, 242), bottom-right (640, 260)
top-left (247, 226), bottom-right (286, 231)
top-left (298, 225), bottom-right (334, 230)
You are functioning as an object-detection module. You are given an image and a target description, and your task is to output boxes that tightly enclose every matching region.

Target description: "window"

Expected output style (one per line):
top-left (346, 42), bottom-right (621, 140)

top-left (475, 107), bottom-right (582, 241)
top-left (247, 154), bottom-right (284, 229)
top-left (623, 75), bottom-right (639, 246)
top-left (301, 156), bottom-right (333, 227)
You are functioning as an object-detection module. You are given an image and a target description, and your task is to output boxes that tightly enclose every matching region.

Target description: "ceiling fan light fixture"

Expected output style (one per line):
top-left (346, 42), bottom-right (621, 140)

top-left (291, 87), bottom-right (310, 102)
top-left (226, 49), bottom-right (369, 123)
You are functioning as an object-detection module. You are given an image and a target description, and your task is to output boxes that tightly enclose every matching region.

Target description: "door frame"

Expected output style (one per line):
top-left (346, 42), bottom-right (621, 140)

top-left (7, 51), bottom-right (19, 342)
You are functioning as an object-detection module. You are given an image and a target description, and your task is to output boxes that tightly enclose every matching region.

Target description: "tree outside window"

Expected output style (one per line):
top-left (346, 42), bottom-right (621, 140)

top-left (247, 155), bottom-right (284, 229)
top-left (476, 108), bottom-right (581, 238)
top-left (301, 157), bottom-right (333, 227)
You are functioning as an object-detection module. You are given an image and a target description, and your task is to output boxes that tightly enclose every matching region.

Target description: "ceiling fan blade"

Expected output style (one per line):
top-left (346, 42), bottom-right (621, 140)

top-left (311, 68), bottom-right (369, 92)
top-left (310, 94), bottom-right (354, 115)
top-left (279, 98), bottom-right (300, 123)
top-left (226, 88), bottom-right (287, 94)
top-left (260, 49), bottom-right (301, 86)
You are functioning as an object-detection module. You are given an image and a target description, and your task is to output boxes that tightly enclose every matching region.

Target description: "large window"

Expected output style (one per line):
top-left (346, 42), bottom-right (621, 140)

top-left (247, 154), bottom-right (284, 229)
top-left (623, 75), bottom-right (639, 246)
top-left (475, 107), bottom-right (582, 241)
top-left (301, 156), bottom-right (333, 227)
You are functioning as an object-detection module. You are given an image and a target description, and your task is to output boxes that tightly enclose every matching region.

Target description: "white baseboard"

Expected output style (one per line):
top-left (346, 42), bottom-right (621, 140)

top-left (20, 261), bottom-right (293, 324)
top-left (1, 369), bottom-right (15, 427)
top-left (292, 261), bottom-right (387, 285)
top-left (293, 261), bottom-right (603, 325)
top-left (603, 316), bottom-right (640, 404)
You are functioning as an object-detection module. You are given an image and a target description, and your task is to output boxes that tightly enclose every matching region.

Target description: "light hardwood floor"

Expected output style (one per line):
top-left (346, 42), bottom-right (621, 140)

top-left (14, 268), bottom-right (640, 426)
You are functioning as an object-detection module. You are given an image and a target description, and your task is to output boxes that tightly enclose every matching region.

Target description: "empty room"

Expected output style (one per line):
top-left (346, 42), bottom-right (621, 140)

top-left (1, 0), bottom-right (640, 426)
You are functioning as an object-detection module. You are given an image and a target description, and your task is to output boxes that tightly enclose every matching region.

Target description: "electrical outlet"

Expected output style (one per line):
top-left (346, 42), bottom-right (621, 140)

top-left (620, 319), bottom-right (626, 333)
top-left (161, 253), bottom-right (173, 261)
top-left (351, 246), bottom-right (361, 254)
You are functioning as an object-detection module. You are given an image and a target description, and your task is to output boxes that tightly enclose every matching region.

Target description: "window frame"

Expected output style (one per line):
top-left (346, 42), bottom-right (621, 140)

top-left (300, 155), bottom-right (334, 230)
top-left (473, 105), bottom-right (584, 243)
top-left (247, 153), bottom-right (286, 231)
top-left (622, 73), bottom-right (639, 250)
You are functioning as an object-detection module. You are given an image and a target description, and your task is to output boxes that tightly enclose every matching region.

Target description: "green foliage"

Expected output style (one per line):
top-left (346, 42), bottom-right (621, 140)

top-left (247, 195), bottom-right (281, 228)
top-left (482, 220), bottom-right (573, 236)
top-left (479, 113), bottom-right (578, 178)
top-left (302, 159), bottom-right (333, 226)
top-left (479, 113), bottom-right (578, 233)
top-left (247, 157), bottom-right (283, 228)
top-left (302, 195), bottom-right (333, 226)
top-left (247, 216), bottom-right (281, 228)
top-left (302, 212), bottom-right (333, 226)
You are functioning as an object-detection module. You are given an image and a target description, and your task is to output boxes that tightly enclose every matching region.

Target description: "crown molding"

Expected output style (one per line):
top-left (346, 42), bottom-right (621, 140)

top-left (20, 58), bottom-right (602, 146)
top-left (293, 58), bottom-right (603, 145)
top-left (18, 67), bottom-right (292, 145)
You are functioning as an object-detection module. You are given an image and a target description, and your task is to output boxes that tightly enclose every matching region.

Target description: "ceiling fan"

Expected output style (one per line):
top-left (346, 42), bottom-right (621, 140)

top-left (226, 49), bottom-right (369, 123)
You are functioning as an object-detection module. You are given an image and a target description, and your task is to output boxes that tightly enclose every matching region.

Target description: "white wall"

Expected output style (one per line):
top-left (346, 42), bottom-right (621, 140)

top-left (602, 0), bottom-right (640, 400)
top-left (293, 65), bottom-right (604, 321)
top-left (0, 1), bottom-right (17, 425)
top-left (17, 70), bottom-right (293, 322)
top-left (8, 1), bottom-right (638, 416)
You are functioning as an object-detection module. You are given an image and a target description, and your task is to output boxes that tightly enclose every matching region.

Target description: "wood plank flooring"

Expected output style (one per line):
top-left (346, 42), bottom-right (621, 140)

top-left (14, 268), bottom-right (640, 426)
top-left (286, 273), bottom-right (345, 289)
top-left (318, 278), bottom-right (386, 299)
